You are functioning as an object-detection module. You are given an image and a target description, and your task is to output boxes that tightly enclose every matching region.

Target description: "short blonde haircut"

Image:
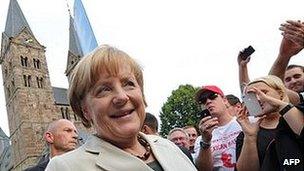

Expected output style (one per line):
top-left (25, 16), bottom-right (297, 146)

top-left (248, 75), bottom-right (289, 102)
top-left (68, 45), bottom-right (145, 127)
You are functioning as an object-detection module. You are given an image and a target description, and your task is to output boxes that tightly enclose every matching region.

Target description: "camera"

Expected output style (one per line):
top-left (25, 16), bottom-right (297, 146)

top-left (242, 92), bottom-right (263, 116)
top-left (240, 45), bottom-right (255, 60)
top-left (198, 109), bottom-right (211, 119)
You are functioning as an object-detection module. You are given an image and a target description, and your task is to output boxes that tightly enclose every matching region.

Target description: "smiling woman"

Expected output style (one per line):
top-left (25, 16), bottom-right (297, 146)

top-left (45, 45), bottom-right (197, 171)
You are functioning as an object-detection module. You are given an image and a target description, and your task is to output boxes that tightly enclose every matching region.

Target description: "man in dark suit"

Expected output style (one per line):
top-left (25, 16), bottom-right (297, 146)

top-left (167, 128), bottom-right (194, 164)
top-left (25, 119), bottom-right (78, 171)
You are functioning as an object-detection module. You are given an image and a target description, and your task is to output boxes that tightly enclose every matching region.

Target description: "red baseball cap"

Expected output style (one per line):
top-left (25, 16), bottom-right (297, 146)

top-left (195, 85), bottom-right (224, 103)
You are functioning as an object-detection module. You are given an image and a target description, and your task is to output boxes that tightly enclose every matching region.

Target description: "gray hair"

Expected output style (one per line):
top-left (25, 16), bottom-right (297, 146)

top-left (167, 128), bottom-right (189, 140)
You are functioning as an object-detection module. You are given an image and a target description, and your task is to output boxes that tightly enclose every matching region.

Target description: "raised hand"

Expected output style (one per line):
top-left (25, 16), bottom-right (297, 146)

top-left (236, 106), bottom-right (265, 137)
top-left (279, 20), bottom-right (304, 58)
top-left (198, 116), bottom-right (219, 142)
top-left (250, 87), bottom-right (289, 113)
top-left (237, 51), bottom-right (251, 67)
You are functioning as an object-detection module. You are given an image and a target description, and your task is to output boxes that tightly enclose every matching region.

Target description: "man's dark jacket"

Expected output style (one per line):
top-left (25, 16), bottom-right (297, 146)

top-left (24, 159), bottom-right (49, 171)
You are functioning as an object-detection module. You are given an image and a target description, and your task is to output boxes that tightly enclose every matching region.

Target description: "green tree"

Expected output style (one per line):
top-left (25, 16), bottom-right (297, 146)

top-left (160, 84), bottom-right (202, 137)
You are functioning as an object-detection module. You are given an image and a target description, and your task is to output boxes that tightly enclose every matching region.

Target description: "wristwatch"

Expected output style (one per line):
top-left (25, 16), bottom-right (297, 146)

top-left (279, 103), bottom-right (294, 116)
top-left (200, 139), bottom-right (211, 149)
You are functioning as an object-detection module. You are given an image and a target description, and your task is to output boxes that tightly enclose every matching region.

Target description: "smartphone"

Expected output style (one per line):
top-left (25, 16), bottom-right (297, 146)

top-left (240, 45), bottom-right (255, 60)
top-left (198, 109), bottom-right (211, 119)
top-left (242, 92), bottom-right (263, 116)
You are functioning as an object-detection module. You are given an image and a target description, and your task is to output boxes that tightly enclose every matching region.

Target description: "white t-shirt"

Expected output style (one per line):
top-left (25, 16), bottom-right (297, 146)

top-left (194, 117), bottom-right (242, 171)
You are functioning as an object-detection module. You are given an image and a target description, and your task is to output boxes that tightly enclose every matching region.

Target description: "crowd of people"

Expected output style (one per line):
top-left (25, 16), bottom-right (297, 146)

top-left (25, 20), bottom-right (303, 171)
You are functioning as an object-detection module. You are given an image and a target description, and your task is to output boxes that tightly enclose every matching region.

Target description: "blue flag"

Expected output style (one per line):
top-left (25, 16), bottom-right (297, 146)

top-left (73, 0), bottom-right (98, 55)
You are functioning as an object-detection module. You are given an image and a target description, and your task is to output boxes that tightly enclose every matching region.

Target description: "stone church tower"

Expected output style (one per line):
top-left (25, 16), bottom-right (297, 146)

top-left (0, 0), bottom-right (91, 170)
top-left (0, 0), bottom-right (59, 170)
top-left (65, 16), bottom-right (83, 81)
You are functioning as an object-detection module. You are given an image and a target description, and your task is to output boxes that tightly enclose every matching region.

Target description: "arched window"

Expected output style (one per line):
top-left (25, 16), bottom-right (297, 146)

top-left (37, 60), bottom-right (40, 69)
top-left (61, 107), bottom-right (65, 119)
top-left (20, 56), bottom-right (24, 66)
top-left (27, 75), bottom-right (31, 87)
top-left (20, 56), bottom-right (28, 67)
top-left (36, 77), bottom-right (43, 88)
top-left (66, 108), bottom-right (70, 120)
top-left (60, 107), bottom-right (70, 120)
top-left (33, 59), bottom-right (41, 69)
top-left (24, 57), bottom-right (28, 67)
top-left (23, 75), bottom-right (31, 87)
top-left (23, 75), bottom-right (27, 86)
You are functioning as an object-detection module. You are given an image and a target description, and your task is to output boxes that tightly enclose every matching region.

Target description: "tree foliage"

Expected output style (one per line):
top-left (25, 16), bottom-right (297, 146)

top-left (159, 84), bottom-right (202, 137)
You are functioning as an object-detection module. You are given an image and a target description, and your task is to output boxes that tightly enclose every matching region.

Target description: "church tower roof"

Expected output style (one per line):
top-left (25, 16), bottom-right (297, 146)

top-left (69, 15), bottom-right (83, 57)
top-left (4, 0), bottom-right (33, 37)
top-left (0, 127), bottom-right (9, 154)
top-left (0, 127), bottom-right (9, 141)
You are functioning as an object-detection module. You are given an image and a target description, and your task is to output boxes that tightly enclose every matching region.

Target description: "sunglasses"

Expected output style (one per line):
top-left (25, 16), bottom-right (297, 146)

top-left (198, 93), bottom-right (218, 105)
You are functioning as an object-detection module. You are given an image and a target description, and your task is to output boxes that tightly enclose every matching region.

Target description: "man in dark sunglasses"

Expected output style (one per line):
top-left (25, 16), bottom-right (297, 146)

top-left (193, 85), bottom-right (242, 171)
top-left (197, 91), bottom-right (219, 105)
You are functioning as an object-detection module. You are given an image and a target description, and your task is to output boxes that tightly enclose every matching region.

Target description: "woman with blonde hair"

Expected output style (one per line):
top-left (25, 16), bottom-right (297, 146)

top-left (236, 75), bottom-right (303, 171)
top-left (46, 45), bottom-right (197, 171)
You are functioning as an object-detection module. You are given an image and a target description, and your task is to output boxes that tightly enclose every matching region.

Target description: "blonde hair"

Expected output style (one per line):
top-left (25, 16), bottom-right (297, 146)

top-left (248, 75), bottom-right (289, 102)
top-left (68, 45), bottom-right (145, 127)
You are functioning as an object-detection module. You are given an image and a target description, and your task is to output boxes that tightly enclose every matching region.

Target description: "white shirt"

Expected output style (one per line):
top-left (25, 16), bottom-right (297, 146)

top-left (194, 117), bottom-right (242, 171)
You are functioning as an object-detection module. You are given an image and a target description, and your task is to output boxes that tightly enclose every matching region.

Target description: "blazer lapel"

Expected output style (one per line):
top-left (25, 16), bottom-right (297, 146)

top-left (142, 133), bottom-right (195, 171)
top-left (85, 135), bottom-right (153, 171)
top-left (143, 134), bottom-right (172, 171)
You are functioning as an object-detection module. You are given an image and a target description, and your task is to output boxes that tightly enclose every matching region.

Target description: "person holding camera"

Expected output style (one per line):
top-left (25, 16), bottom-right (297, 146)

top-left (237, 46), bottom-right (253, 93)
top-left (193, 85), bottom-right (242, 171)
top-left (236, 75), bottom-right (303, 171)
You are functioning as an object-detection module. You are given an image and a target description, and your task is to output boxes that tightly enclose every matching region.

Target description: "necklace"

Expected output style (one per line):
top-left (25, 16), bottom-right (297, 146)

top-left (132, 135), bottom-right (151, 161)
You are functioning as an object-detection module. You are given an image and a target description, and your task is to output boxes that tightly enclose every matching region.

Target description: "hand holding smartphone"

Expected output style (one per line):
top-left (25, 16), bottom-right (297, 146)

top-left (240, 45), bottom-right (255, 60)
top-left (198, 109), bottom-right (211, 119)
top-left (242, 92), bottom-right (263, 116)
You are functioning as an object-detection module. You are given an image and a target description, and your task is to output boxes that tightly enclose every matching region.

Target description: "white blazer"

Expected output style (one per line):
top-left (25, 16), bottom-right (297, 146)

top-left (45, 133), bottom-right (197, 171)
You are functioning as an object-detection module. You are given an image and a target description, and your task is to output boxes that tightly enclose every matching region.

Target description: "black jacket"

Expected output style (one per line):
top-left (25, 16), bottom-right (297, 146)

top-left (261, 105), bottom-right (304, 171)
top-left (24, 159), bottom-right (49, 171)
